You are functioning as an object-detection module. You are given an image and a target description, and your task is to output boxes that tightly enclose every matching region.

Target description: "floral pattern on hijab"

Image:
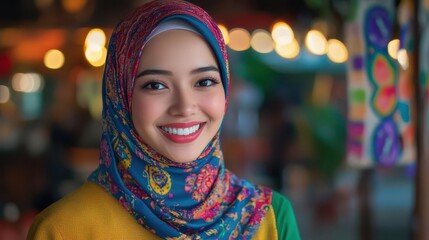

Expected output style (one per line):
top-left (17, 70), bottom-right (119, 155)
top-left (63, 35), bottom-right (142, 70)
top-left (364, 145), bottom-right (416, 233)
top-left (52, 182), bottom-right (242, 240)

top-left (88, 0), bottom-right (272, 239)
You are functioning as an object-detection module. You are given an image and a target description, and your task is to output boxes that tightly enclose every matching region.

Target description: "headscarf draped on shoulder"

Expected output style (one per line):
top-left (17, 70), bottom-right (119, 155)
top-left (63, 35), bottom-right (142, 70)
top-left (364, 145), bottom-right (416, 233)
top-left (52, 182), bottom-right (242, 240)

top-left (88, 0), bottom-right (272, 239)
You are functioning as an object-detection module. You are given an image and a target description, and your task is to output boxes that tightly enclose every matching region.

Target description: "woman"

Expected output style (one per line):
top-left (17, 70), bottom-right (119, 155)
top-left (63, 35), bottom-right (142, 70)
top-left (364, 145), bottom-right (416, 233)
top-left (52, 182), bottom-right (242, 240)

top-left (28, 1), bottom-right (300, 239)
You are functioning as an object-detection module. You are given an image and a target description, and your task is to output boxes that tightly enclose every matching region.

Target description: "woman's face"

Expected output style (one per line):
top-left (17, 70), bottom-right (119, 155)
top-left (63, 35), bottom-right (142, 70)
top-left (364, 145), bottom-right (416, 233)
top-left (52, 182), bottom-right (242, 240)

top-left (132, 30), bottom-right (225, 163)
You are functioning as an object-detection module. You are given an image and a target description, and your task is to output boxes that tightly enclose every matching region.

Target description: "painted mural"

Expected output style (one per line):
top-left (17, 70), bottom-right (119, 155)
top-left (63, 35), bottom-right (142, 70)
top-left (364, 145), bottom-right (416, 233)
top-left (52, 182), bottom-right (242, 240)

top-left (346, 0), bottom-right (416, 167)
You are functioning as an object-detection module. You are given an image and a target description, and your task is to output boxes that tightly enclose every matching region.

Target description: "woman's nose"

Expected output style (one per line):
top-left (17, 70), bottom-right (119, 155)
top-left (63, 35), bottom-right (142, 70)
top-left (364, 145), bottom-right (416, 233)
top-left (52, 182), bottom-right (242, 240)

top-left (168, 88), bottom-right (197, 117)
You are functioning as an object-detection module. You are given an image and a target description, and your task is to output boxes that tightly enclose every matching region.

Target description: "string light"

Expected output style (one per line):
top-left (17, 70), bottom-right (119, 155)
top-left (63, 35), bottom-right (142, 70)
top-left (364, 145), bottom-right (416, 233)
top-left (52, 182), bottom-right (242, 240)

top-left (251, 29), bottom-right (274, 53)
top-left (84, 28), bottom-right (107, 67)
top-left (388, 39), bottom-right (400, 59)
top-left (84, 28), bottom-right (106, 47)
top-left (271, 21), bottom-right (294, 45)
top-left (44, 49), bottom-right (65, 69)
top-left (397, 48), bottom-right (409, 70)
top-left (305, 30), bottom-right (327, 55)
top-left (275, 38), bottom-right (300, 59)
top-left (12, 73), bottom-right (44, 93)
top-left (326, 39), bottom-right (348, 63)
top-left (228, 28), bottom-right (251, 51)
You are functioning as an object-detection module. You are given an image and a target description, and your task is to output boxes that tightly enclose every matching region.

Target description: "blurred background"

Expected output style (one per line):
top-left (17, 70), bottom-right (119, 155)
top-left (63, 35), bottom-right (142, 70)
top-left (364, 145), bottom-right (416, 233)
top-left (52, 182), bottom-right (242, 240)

top-left (1, 0), bottom-right (428, 239)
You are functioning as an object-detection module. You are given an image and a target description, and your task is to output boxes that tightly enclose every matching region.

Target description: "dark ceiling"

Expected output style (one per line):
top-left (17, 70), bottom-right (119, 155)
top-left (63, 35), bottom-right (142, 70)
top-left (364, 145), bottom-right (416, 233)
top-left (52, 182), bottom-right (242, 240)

top-left (0, 0), bottom-right (321, 29)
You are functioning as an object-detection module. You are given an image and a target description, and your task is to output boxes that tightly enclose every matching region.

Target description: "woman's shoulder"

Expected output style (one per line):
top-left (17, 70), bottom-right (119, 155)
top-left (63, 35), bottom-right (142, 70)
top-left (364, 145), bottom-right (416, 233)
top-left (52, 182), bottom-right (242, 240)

top-left (27, 182), bottom-right (158, 240)
top-left (271, 190), bottom-right (294, 212)
top-left (27, 182), bottom-right (112, 237)
top-left (35, 182), bottom-right (113, 219)
top-left (270, 191), bottom-right (301, 240)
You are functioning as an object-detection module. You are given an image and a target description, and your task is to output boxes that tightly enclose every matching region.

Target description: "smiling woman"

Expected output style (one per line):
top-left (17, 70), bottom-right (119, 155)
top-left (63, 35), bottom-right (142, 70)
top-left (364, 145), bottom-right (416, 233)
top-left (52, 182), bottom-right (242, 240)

top-left (27, 1), bottom-right (301, 239)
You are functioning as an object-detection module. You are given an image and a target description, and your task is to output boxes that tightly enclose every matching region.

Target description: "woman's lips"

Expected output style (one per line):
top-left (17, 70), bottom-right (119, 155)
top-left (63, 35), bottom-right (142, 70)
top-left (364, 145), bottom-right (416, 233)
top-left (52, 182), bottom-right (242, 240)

top-left (159, 122), bottom-right (205, 143)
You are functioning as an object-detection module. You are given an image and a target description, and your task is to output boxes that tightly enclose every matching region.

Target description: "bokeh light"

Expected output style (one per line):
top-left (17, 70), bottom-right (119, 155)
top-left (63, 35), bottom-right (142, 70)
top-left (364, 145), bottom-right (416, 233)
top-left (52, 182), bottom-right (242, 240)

top-left (326, 39), bottom-right (348, 63)
top-left (84, 28), bottom-right (106, 47)
top-left (85, 45), bottom-right (103, 62)
top-left (3, 202), bottom-right (20, 222)
top-left (44, 49), bottom-right (65, 69)
top-left (397, 48), bottom-right (409, 70)
top-left (388, 39), bottom-right (400, 59)
top-left (12, 73), bottom-right (24, 92)
top-left (84, 28), bottom-right (107, 67)
top-left (0, 85), bottom-right (10, 103)
top-left (275, 38), bottom-right (300, 59)
top-left (12, 73), bottom-right (44, 93)
top-left (62, 0), bottom-right (87, 13)
top-left (88, 46), bottom-right (107, 67)
top-left (271, 21), bottom-right (294, 45)
top-left (251, 29), bottom-right (274, 53)
top-left (305, 30), bottom-right (327, 55)
top-left (228, 28), bottom-right (251, 51)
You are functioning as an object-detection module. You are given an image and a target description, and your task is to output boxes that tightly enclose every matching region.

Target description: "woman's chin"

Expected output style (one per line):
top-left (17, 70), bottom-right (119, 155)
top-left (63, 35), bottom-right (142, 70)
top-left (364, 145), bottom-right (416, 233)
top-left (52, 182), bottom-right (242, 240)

top-left (157, 142), bottom-right (209, 163)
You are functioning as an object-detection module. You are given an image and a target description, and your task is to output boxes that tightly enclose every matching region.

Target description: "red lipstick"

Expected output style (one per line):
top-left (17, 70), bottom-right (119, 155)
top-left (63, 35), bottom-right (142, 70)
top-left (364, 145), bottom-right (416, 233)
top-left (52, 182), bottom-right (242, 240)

top-left (159, 122), bottom-right (205, 144)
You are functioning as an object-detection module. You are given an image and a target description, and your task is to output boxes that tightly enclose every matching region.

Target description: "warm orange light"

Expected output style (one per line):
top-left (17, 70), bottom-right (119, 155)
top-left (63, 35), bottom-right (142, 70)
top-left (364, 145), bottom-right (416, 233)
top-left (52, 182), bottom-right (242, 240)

top-left (326, 39), bottom-right (348, 63)
top-left (84, 28), bottom-right (107, 67)
top-left (12, 73), bottom-right (44, 93)
top-left (397, 48), bottom-right (409, 70)
top-left (271, 21), bottom-right (294, 45)
top-left (275, 38), bottom-right (300, 59)
top-left (44, 49), bottom-right (65, 69)
top-left (305, 30), bottom-right (327, 55)
top-left (62, 0), bottom-right (87, 13)
top-left (251, 29), bottom-right (273, 53)
top-left (388, 39), bottom-right (400, 59)
top-left (89, 47), bottom-right (107, 67)
top-left (84, 28), bottom-right (106, 47)
top-left (228, 28), bottom-right (251, 51)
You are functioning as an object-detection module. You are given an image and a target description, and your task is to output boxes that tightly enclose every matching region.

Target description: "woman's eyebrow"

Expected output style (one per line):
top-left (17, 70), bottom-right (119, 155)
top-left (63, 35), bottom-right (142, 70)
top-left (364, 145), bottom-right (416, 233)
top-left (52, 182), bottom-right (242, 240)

top-left (136, 69), bottom-right (172, 78)
top-left (190, 66), bottom-right (219, 74)
top-left (136, 66), bottom-right (219, 78)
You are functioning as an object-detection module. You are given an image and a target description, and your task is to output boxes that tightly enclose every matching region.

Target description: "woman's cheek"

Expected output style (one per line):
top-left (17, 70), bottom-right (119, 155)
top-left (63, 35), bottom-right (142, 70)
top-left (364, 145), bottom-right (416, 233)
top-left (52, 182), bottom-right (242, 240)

top-left (203, 93), bottom-right (226, 120)
top-left (133, 96), bottom-right (162, 126)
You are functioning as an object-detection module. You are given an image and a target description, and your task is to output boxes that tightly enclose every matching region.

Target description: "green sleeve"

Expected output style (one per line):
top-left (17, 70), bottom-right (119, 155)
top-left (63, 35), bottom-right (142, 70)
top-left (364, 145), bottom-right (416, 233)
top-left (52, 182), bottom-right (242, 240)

top-left (271, 191), bottom-right (301, 240)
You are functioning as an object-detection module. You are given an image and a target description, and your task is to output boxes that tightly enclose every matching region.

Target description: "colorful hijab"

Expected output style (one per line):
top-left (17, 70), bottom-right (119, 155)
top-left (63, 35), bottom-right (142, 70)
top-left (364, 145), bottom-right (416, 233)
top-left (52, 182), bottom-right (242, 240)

top-left (88, 0), bottom-right (272, 239)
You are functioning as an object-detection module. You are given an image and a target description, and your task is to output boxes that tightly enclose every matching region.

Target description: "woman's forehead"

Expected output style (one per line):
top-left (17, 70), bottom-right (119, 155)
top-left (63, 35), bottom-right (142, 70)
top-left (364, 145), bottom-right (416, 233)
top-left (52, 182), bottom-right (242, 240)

top-left (143, 19), bottom-right (200, 46)
top-left (138, 30), bottom-right (218, 70)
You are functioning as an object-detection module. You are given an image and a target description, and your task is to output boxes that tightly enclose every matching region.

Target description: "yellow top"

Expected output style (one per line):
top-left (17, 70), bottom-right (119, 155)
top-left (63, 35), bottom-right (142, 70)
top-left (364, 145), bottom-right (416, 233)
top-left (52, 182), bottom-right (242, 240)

top-left (27, 182), bottom-right (280, 240)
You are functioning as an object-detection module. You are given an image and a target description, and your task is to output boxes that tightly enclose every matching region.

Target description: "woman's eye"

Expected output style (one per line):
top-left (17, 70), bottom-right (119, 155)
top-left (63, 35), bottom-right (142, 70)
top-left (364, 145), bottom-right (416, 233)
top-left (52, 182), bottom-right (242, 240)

top-left (143, 82), bottom-right (167, 90)
top-left (196, 78), bottom-right (219, 87)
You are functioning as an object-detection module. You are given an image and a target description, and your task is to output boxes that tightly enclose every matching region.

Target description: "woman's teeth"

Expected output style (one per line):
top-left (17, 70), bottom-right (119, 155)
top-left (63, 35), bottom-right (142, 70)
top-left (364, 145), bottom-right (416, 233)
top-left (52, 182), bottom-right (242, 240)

top-left (161, 124), bottom-right (200, 136)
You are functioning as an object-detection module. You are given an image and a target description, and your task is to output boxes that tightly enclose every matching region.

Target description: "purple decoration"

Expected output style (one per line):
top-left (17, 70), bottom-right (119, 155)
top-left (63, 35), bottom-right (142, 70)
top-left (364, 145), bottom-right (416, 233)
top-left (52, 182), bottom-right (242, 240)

top-left (365, 6), bottom-right (392, 49)
top-left (373, 119), bottom-right (401, 166)
top-left (352, 56), bottom-right (364, 70)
